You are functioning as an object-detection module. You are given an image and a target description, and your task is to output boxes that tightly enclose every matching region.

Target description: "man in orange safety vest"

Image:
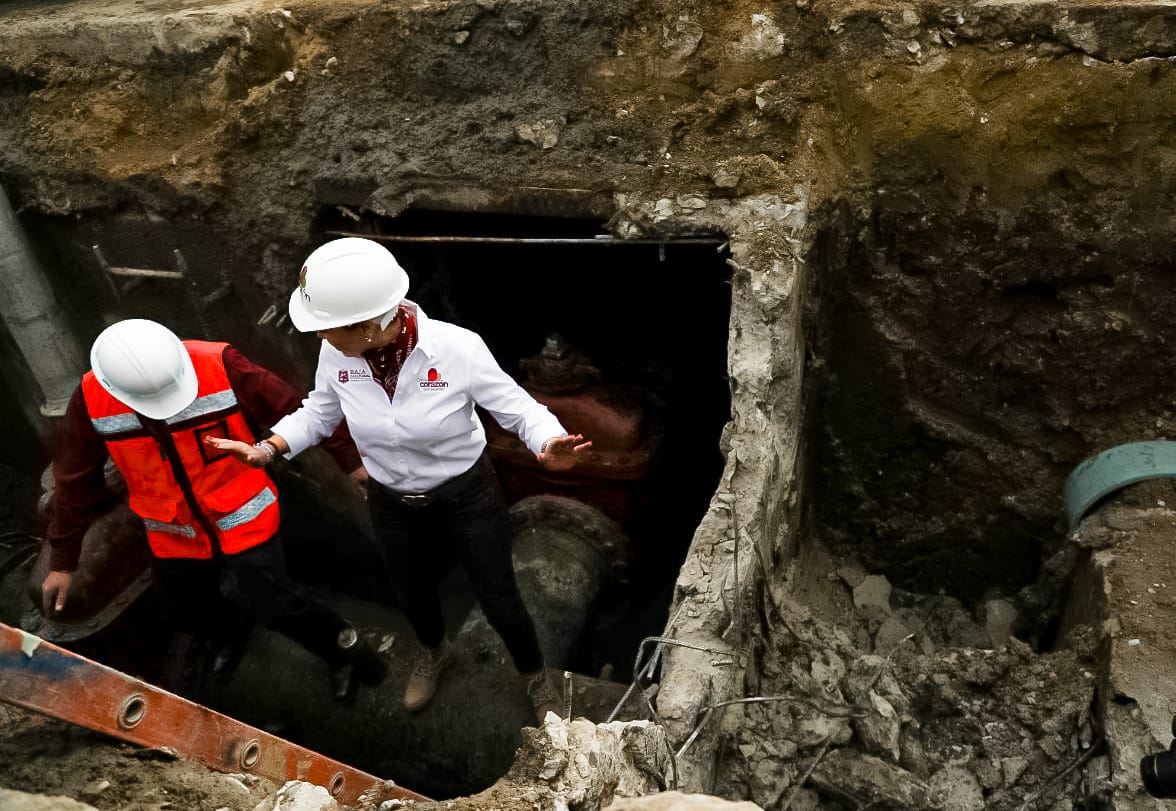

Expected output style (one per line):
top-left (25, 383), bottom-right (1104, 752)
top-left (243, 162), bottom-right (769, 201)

top-left (42, 318), bottom-right (380, 701)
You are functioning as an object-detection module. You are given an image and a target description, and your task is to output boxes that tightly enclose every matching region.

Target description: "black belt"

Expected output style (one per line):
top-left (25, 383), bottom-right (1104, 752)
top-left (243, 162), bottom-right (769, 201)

top-left (375, 453), bottom-right (488, 508)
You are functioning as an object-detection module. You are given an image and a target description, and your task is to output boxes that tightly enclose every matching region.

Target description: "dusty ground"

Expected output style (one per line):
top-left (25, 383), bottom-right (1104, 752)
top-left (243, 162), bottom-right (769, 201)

top-left (0, 692), bottom-right (672, 811)
top-left (0, 702), bottom-right (278, 810)
top-left (0, 537), bottom-right (1119, 811)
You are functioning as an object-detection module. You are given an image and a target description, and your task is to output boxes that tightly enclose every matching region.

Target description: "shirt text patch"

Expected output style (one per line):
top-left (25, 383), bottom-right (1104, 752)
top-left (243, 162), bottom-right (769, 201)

top-left (419, 367), bottom-right (449, 389)
top-left (339, 367), bottom-right (373, 383)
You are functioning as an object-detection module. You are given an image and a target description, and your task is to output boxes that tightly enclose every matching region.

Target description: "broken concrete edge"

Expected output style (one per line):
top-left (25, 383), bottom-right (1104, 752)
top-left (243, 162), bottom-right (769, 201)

top-left (613, 188), bottom-right (814, 791)
top-left (411, 717), bottom-right (679, 811)
top-left (0, 786), bottom-right (100, 811)
top-left (364, 178), bottom-right (615, 221)
top-left (1061, 500), bottom-right (1176, 806)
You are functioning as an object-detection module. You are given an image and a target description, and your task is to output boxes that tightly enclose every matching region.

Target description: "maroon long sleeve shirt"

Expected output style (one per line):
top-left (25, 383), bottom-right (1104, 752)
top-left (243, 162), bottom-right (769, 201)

top-left (47, 345), bottom-right (361, 571)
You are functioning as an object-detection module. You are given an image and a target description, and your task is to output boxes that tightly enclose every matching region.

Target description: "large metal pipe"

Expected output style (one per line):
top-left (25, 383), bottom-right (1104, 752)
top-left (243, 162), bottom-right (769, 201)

top-left (23, 463), bottom-right (154, 643)
top-left (0, 185), bottom-right (86, 420)
top-left (472, 493), bottom-right (624, 668)
top-left (202, 495), bottom-right (625, 799)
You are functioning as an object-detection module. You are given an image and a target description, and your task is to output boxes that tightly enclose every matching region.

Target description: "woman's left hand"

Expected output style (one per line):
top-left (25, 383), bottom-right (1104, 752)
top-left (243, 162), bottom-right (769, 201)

top-left (537, 434), bottom-right (592, 471)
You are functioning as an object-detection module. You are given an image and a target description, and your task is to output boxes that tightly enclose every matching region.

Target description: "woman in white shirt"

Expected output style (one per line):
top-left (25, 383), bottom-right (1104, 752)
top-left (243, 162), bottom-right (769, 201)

top-left (208, 237), bottom-right (591, 723)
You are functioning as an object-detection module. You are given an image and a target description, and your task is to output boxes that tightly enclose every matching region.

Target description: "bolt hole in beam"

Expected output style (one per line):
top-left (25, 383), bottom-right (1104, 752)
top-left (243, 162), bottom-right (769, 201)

top-left (118, 693), bottom-right (147, 729)
top-left (239, 738), bottom-right (261, 769)
top-left (308, 207), bottom-right (732, 682)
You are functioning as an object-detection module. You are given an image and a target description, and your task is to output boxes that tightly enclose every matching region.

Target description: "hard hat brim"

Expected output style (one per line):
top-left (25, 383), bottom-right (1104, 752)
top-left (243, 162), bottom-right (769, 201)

top-left (286, 277), bottom-right (408, 333)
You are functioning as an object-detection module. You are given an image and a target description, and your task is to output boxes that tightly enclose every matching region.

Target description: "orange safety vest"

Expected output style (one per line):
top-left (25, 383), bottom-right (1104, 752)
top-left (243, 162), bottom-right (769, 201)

top-left (80, 341), bottom-right (281, 559)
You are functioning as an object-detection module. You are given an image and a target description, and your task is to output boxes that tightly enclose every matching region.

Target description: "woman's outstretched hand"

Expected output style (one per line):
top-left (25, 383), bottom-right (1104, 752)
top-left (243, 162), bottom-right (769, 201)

top-left (537, 434), bottom-right (592, 471)
top-left (204, 436), bottom-right (280, 468)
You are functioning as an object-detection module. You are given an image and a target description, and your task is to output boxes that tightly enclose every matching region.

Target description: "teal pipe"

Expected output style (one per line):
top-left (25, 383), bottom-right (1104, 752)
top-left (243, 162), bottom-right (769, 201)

top-left (1064, 441), bottom-right (1176, 530)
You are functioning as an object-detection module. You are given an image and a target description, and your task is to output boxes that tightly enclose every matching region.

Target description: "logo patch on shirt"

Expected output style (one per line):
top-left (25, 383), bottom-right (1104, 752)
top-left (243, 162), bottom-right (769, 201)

top-left (419, 367), bottom-right (449, 389)
top-left (339, 368), bottom-right (372, 384)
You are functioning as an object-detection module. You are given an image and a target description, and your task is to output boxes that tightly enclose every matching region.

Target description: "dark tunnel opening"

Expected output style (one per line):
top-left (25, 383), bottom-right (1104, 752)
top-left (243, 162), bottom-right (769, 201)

top-left (296, 206), bottom-right (735, 683)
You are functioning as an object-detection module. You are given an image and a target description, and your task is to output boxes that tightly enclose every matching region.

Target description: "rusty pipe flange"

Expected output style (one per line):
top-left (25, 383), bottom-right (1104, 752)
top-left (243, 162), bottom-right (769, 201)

top-left (518, 335), bottom-right (602, 395)
top-left (25, 502), bottom-right (152, 638)
top-left (508, 494), bottom-right (626, 575)
top-left (506, 495), bottom-right (629, 670)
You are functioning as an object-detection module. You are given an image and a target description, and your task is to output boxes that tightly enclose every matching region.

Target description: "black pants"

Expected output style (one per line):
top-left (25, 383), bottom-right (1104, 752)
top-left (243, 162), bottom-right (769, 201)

top-left (367, 454), bottom-right (544, 674)
top-left (152, 535), bottom-right (350, 667)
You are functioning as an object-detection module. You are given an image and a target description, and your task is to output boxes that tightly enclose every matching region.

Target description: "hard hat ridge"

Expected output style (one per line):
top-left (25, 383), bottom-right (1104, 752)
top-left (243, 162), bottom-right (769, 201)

top-left (90, 319), bottom-right (198, 420)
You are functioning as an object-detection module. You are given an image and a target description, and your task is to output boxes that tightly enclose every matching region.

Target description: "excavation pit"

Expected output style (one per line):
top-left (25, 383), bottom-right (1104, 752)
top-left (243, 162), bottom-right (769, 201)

top-left (3, 0), bottom-right (1176, 808)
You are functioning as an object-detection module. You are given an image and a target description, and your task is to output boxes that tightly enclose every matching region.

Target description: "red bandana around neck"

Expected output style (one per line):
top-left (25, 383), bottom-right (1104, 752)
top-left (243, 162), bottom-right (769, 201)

top-left (362, 302), bottom-right (419, 404)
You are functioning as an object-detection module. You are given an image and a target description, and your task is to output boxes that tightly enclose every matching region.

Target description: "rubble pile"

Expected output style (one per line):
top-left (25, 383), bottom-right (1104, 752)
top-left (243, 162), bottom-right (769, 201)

top-left (711, 572), bottom-right (1101, 810)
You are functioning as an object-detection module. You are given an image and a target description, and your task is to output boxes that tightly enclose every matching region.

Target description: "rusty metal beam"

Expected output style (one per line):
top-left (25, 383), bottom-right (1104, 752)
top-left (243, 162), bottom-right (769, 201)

top-left (0, 623), bottom-right (427, 806)
top-left (326, 228), bottom-right (724, 246)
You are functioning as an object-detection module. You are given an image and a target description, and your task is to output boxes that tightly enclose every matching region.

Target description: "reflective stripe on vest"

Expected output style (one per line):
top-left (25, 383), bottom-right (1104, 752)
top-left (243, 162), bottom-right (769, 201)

top-left (167, 389), bottom-right (238, 425)
top-left (142, 518), bottom-right (197, 538)
top-left (137, 484), bottom-right (276, 543)
top-left (89, 389), bottom-right (239, 436)
top-left (215, 488), bottom-right (277, 531)
top-left (90, 412), bottom-right (143, 436)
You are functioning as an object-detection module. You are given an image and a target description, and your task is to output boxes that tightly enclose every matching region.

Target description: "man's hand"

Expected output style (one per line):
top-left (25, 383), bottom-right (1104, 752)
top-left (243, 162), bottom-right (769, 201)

top-left (537, 434), bottom-right (592, 472)
top-left (42, 570), bottom-right (72, 616)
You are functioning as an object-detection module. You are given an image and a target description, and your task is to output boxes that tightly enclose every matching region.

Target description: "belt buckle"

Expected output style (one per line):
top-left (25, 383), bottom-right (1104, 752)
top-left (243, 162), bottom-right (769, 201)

top-left (400, 494), bottom-right (430, 507)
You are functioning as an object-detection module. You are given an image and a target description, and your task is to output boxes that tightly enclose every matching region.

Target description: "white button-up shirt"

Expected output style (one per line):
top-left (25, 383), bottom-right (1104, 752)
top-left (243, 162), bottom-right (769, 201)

top-left (271, 304), bottom-right (566, 493)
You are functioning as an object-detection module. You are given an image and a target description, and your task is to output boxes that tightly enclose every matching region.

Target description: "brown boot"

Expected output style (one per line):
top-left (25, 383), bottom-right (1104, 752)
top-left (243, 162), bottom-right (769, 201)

top-left (403, 639), bottom-right (452, 712)
top-left (524, 668), bottom-right (564, 725)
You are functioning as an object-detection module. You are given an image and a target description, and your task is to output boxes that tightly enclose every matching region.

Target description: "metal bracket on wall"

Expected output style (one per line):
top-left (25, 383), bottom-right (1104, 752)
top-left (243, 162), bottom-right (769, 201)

top-left (92, 245), bottom-right (231, 339)
top-left (256, 302), bottom-right (292, 334)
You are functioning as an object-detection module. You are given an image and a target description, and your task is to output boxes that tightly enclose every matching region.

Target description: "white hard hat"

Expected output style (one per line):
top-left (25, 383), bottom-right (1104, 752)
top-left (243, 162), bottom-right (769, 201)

top-left (287, 237), bottom-right (410, 332)
top-left (90, 319), bottom-right (198, 420)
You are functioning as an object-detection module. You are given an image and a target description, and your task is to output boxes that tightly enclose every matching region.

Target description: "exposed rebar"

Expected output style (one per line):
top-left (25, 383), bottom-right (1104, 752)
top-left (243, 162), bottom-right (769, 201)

top-left (1014, 735), bottom-right (1106, 811)
top-left (675, 694), bottom-right (865, 761)
top-left (781, 734), bottom-right (835, 811)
